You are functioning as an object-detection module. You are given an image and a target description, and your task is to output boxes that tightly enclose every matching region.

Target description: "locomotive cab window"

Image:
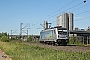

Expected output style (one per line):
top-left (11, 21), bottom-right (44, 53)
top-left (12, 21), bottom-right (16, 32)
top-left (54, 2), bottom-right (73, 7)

top-left (58, 30), bottom-right (67, 35)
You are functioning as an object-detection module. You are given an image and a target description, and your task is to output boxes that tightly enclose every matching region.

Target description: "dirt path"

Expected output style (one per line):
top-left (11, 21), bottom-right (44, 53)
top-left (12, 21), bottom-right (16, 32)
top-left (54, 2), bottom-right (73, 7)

top-left (0, 49), bottom-right (12, 60)
top-left (24, 42), bottom-right (90, 52)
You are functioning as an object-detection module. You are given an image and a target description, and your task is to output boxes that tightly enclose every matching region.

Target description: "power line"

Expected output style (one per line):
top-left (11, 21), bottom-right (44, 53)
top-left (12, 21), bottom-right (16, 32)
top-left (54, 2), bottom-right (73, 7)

top-left (29, 0), bottom-right (87, 32)
top-left (20, 23), bottom-right (30, 39)
top-left (11, 30), bottom-right (17, 39)
top-left (75, 16), bottom-right (90, 21)
top-left (47, 1), bottom-right (84, 21)
top-left (47, 0), bottom-right (76, 17)
top-left (33, 0), bottom-right (84, 27)
top-left (30, 0), bottom-right (76, 28)
top-left (75, 10), bottom-right (90, 16)
top-left (71, 2), bottom-right (90, 12)
top-left (48, 1), bottom-right (89, 23)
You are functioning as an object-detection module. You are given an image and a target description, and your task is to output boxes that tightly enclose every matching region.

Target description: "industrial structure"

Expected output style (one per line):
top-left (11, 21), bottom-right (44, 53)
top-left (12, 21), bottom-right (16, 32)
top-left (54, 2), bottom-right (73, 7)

top-left (57, 12), bottom-right (74, 30)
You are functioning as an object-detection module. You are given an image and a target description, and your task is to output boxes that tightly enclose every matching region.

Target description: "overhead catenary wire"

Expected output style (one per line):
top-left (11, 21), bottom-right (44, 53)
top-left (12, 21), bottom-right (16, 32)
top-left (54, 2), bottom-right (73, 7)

top-left (46, 0), bottom-right (76, 18)
top-left (30, 0), bottom-right (77, 29)
top-left (71, 1), bottom-right (90, 12)
top-left (75, 16), bottom-right (90, 21)
top-left (30, 0), bottom-right (88, 32)
top-left (47, 1), bottom-right (88, 26)
top-left (75, 9), bottom-right (90, 16)
top-left (49, 0), bottom-right (89, 24)
top-left (46, 1), bottom-right (84, 21)
top-left (49, 4), bottom-right (90, 22)
top-left (34, 0), bottom-right (85, 27)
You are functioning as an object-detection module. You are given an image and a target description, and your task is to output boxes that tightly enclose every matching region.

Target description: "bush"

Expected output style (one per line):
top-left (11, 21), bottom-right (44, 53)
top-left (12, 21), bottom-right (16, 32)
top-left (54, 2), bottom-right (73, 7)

top-left (0, 36), bottom-right (11, 42)
top-left (69, 37), bottom-right (84, 46)
top-left (27, 38), bottom-right (32, 42)
top-left (69, 37), bottom-right (74, 44)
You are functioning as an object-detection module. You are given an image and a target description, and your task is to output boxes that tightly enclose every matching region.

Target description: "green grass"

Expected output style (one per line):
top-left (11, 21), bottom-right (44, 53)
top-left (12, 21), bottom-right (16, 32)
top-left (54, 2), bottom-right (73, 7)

top-left (0, 41), bottom-right (90, 60)
top-left (68, 37), bottom-right (88, 46)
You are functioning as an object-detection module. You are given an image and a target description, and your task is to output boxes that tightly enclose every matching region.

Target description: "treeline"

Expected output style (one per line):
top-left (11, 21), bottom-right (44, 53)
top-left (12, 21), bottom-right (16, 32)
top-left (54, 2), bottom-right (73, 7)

top-left (0, 32), bottom-right (10, 42)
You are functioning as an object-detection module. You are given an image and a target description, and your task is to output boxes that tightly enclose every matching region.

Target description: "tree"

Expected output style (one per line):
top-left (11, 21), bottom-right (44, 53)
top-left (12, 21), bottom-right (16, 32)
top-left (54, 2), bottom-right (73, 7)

top-left (0, 32), bottom-right (10, 42)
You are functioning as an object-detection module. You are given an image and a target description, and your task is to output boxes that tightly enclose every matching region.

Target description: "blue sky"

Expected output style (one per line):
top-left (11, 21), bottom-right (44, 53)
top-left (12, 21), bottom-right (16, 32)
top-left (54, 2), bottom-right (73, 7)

top-left (0, 0), bottom-right (90, 35)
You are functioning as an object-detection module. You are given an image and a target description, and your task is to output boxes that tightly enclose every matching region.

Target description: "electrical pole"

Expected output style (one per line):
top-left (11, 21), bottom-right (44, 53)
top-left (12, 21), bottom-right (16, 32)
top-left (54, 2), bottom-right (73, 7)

top-left (20, 23), bottom-right (30, 40)
top-left (44, 20), bottom-right (52, 30)
top-left (20, 23), bottom-right (23, 39)
top-left (27, 30), bottom-right (28, 38)
top-left (10, 30), bottom-right (17, 40)
top-left (11, 30), bottom-right (12, 39)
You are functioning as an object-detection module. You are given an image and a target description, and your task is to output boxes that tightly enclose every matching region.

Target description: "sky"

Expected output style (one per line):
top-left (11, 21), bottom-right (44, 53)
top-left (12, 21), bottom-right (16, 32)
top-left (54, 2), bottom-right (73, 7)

top-left (0, 0), bottom-right (90, 35)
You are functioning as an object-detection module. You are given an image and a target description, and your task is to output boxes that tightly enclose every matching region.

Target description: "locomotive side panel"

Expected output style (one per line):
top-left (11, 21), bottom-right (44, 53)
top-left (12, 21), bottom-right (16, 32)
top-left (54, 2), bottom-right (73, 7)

top-left (40, 30), bottom-right (54, 41)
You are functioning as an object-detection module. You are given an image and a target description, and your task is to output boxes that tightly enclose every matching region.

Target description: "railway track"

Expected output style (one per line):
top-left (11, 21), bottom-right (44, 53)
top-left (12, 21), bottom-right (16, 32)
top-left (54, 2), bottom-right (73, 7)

top-left (23, 42), bottom-right (90, 52)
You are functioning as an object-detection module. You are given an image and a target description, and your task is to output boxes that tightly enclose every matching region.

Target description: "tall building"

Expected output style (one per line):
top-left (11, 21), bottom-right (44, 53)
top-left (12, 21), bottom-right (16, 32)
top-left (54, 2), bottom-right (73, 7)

top-left (57, 12), bottom-right (74, 30)
top-left (68, 13), bottom-right (74, 30)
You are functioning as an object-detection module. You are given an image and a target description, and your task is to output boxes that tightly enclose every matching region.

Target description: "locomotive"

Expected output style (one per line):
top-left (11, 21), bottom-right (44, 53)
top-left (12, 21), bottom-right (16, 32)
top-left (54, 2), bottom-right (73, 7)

top-left (39, 26), bottom-right (69, 45)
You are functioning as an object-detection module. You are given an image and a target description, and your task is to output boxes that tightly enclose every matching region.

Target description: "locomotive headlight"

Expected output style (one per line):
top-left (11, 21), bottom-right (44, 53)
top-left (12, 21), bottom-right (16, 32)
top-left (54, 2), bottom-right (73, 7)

top-left (66, 36), bottom-right (67, 37)
top-left (58, 35), bottom-right (61, 38)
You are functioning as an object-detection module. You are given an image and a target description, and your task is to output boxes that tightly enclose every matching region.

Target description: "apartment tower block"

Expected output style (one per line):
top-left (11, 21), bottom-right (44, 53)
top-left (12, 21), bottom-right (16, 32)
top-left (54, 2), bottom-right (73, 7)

top-left (57, 12), bottom-right (74, 30)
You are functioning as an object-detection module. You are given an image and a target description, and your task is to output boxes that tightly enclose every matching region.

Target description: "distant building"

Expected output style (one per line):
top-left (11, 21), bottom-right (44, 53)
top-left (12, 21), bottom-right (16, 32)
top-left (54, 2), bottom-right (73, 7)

top-left (74, 27), bottom-right (79, 30)
top-left (74, 27), bottom-right (85, 31)
top-left (80, 29), bottom-right (85, 31)
top-left (86, 26), bottom-right (90, 32)
top-left (57, 12), bottom-right (74, 30)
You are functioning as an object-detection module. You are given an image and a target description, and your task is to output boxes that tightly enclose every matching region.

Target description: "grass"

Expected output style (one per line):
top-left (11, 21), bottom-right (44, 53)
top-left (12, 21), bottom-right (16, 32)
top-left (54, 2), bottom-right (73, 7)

top-left (68, 37), bottom-right (90, 46)
top-left (0, 41), bottom-right (90, 60)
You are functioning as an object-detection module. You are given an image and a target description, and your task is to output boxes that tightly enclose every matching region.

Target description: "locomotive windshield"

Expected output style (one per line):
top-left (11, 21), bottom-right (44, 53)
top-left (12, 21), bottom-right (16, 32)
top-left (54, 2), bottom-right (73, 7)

top-left (58, 30), bottom-right (67, 35)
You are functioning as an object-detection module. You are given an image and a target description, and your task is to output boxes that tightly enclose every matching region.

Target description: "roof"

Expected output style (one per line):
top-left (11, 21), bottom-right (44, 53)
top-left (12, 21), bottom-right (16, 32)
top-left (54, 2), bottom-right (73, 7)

top-left (70, 30), bottom-right (90, 34)
top-left (54, 26), bottom-right (67, 30)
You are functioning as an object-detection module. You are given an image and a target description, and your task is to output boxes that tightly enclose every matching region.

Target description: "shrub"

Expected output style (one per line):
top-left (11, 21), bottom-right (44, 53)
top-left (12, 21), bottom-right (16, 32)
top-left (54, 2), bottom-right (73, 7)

top-left (0, 36), bottom-right (11, 42)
